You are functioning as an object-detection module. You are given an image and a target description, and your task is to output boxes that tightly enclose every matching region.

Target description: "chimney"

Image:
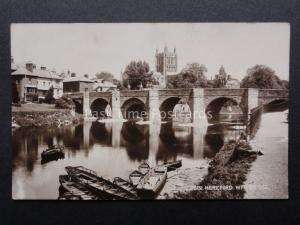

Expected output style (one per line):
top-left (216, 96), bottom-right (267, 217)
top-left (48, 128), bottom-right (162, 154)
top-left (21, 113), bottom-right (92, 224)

top-left (25, 62), bottom-right (34, 72)
top-left (71, 73), bottom-right (76, 77)
top-left (84, 74), bottom-right (89, 78)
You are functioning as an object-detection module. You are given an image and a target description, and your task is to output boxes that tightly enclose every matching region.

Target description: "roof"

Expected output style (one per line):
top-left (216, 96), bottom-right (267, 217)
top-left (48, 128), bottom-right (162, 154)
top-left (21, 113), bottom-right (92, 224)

top-left (93, 80), bottom-right (117, 89)
top-left (11, 65), bottom-right (63, 80)
top-left (63, 76), bottom-right (94, 83)
top-left (12, 67), bottom-right (38, 77)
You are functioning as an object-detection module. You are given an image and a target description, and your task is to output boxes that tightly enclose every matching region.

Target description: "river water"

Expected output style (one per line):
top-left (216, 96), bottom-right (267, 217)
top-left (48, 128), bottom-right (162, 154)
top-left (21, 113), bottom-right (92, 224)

top-left (12, 106), bottom-right (288, 199)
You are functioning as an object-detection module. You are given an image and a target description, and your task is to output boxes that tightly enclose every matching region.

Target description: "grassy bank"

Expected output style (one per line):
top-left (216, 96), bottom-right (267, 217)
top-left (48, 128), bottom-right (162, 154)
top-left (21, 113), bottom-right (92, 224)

top-left (12, 103), bottom-right (79, 127)
top-left (173, 141), bottom-right (260, 199)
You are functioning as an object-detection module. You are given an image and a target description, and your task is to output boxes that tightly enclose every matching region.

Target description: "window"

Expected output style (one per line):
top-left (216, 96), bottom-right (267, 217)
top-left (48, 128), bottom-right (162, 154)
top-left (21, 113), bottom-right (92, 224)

top-left (85, 88), bottom-right (89, 92)
top-left (43, 82), bottom-right (45, 86)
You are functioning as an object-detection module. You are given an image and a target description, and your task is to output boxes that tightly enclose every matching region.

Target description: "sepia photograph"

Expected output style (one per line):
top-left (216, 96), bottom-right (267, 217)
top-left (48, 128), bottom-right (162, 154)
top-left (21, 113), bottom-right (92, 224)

top-left (11, 23), bottom-right (289, 200)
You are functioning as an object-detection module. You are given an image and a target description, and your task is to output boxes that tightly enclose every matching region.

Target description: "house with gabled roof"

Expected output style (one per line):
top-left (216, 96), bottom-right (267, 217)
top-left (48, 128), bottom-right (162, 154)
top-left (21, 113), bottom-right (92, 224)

top-left (11, 60), bottom-right (63, 102)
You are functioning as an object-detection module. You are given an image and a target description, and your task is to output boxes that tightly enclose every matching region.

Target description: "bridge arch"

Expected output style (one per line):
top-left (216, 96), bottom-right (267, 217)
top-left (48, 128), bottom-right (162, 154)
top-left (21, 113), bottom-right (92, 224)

top-left (121, 98), bottom-right (147, 120)
top-left (90, 98), bottom-right (111, 118)
top-left (205, 97), bottom-right (243, 122)
top-left (263, 98), bottom-right (288, 106)
top-left (159, 97), bottom-right (192, 121)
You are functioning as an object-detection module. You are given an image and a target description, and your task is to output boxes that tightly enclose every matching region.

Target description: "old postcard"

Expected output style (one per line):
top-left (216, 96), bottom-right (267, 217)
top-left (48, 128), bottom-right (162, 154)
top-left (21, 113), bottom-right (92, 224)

top-left (11, 23), bottom-right (289, 200)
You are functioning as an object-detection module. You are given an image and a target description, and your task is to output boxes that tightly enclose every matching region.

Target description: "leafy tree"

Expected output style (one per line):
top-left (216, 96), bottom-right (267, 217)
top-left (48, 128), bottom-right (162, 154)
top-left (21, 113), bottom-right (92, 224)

top-left (45, 86), bottom-right (55, 104)
top-left (241, 65), bottom-right (286, 89)
top-left (12, 81), bottom-right (20, 103)
top-left (166, 63), bottom-right (208, 88)
top-left (123, 60), bottom-right (150, 89)
top-left (55, 95), bottom-right (75, 109)
top-left (95, 72), bottom-right (114, 81)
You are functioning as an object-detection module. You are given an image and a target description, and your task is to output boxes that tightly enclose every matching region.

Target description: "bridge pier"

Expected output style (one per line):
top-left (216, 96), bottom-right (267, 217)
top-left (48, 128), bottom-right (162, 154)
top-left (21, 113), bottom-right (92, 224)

top-left (83, 91), bottom-right (91, 118)
top-left (148, 89), bottom-right (161, 123)
top-left (112, 90), bottom-right (122, 120)
top-left (192, 88), bottom-right (207, 125)
top-left (247, 88), bottom-right (259, 114)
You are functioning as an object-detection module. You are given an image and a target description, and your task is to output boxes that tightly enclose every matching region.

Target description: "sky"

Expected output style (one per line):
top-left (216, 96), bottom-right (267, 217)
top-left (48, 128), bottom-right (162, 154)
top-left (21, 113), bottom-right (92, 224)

top-left (11, 23), bottom-right (290, 81)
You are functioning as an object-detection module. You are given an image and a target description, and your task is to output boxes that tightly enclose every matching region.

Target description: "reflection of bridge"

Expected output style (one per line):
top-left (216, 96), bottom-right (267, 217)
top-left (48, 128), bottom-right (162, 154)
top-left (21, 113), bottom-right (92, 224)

top-left (67, 88), bottom-right (288, 122)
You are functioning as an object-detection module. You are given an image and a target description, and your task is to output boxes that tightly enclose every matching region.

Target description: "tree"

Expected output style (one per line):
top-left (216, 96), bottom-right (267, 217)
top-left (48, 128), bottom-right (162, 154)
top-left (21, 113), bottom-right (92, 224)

top-left (123, 60), bottom-right (150, 89)
top-left (241, 65), bottom-right (285, 89)
top-left (45, 86), bottom-right (55, 104)
top-left (12, 81), bottom-right (20, 103)
top-left (55, 95), bottom-right (75, 109)
top-left (166, 63), bottom-right (208, 88)
top-left (95, 72), bottom-right (114, 81)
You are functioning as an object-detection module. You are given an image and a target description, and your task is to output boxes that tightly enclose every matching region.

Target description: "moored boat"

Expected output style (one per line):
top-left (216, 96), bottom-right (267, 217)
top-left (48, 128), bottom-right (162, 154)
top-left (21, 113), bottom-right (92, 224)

top-left (129, 170), bottom-right (144, 186)
top-left (59, 175), bottom-right (98, 200)
top-left (41, 145), bottom-right (64, 159)
top-left (138, 162), bottom-right (150, 175)
top-left (65, 166), bottom-right (139, 200)
top-left (136, 166), bottom-right (167, 197)
top-left (162, 160), bottom-right (182, 171)
top-left (113, 177), bottom-right (137, 196)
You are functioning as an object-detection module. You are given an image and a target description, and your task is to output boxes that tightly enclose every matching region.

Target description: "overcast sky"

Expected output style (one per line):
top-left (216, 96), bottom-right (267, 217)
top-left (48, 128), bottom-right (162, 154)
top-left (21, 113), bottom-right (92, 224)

top-left (11, 23), bottom-right (290, 81)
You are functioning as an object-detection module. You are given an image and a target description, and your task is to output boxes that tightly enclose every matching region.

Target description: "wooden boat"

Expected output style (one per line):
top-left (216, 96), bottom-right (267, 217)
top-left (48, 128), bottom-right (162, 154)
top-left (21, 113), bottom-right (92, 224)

top-left (138, 162), bottom-right (150, 175)
top-left (65, 166), bottom-right (138, 200)
top-left (129, 170), bottom-right (144, 186)
top-left (162, 160), bottom-right (182, 171)
top-left (136, 166), bottom-right (167, 197)
top-left (113, 177), bottom-right (137, 196)
top-left (59, 175), bottom-right (98, 200)
top-left (41, 145), bottom-right (64, 159)
top-left (58, 192), bottom-right (81, 200)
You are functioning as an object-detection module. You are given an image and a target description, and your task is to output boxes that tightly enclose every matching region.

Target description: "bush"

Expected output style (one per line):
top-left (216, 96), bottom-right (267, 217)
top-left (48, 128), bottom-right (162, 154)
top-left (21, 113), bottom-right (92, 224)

top-left (55, 96), bottom-right (75, 109)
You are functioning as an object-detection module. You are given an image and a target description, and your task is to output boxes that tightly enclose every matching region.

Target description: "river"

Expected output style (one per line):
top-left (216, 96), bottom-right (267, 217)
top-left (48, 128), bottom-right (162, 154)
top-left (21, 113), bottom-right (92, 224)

top-left (12, 106), bottom-right (288, 199)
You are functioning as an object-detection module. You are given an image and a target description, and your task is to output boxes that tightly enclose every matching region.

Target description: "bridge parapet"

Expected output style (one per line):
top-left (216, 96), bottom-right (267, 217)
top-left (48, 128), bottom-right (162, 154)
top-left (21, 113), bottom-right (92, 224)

top-left (258, 89), bottom-right (289, 98)
top-left (204, 88), bottom-right (247, 97)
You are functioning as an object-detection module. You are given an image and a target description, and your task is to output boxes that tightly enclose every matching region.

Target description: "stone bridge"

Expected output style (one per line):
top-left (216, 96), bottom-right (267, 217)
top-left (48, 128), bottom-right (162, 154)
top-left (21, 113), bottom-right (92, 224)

top-left (66, 88), bottom-right (288, 123)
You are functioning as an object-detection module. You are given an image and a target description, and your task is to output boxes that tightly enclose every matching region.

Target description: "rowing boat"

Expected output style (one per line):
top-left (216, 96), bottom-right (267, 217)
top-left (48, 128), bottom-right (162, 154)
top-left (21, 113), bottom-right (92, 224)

top-left (136, 166), bottom-right (167, 197)
top-left (138, 162), bottom-right (150, 175)
top-left (59, 175), bottom-right (98, 200)
top-left (162, 160), bottom-right (182, 171)
top-left (129, 170), bottom-right (144, 186)
top-left (65, 166), bottom-right (138, 200)
top-left (113, 177), bottom-right (137, 196)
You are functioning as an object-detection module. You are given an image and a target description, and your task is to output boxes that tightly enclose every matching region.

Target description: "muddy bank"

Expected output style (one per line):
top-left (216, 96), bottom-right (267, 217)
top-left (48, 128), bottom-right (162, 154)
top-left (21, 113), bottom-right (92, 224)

top-left (170, 141), bottom-right (262, 199)
top-left (12, 110), bottom-right (79, 127)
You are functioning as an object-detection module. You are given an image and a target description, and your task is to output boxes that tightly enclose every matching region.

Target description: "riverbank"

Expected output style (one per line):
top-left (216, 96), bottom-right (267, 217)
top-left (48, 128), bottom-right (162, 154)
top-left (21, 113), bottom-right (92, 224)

top-left (168, 140), bottom-right (261, 199)
top-left (12, 103), bottom-right (79, 127)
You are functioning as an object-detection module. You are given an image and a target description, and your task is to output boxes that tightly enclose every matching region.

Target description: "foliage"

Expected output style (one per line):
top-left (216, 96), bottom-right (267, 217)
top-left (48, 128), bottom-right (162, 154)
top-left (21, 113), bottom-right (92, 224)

top-left (12, 81), bottom-right (20, 103)
top-left (240, 65), bottom-right (287, 89)
top-left (167, 63), bottom-right (208, 88)
top-left (95, 72), bottom-right (114, 81)
top-left (123, 60), bottom-right (150, 89)
top-left (55, 95), bottom-right (75, 109)
top-left (45, 86), bottom-right (55, 104)
top-left (26, 92), bottom-right (38, 102)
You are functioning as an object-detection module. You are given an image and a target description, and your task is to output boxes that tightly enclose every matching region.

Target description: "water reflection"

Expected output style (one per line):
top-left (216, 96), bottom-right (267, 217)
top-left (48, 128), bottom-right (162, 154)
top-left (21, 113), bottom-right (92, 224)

top-left (12, 112), bottom-right (256, 199)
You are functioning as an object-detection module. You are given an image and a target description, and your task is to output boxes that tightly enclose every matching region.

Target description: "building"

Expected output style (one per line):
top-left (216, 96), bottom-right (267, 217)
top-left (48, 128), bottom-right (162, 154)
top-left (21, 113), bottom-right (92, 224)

top-left (214, 65), bottom-right (240, 88)
top-left (155, 46), bottom-right (178, 87)
top-left (91, 78), bottom-right (117, 92)
top-left (225, 75), bottom-right (240, 88)
top-left (11, 60), bottom-right (63, 102)
top-left (63, 73), bottom-right (94, 93)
